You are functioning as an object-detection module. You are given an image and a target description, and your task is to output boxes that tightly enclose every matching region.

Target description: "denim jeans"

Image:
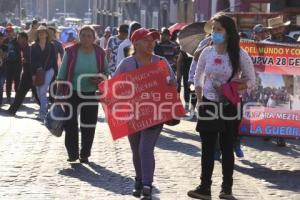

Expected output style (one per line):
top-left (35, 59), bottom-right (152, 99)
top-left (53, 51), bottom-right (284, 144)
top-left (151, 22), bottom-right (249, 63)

top-left (36, 68), bottom-right (54, 119)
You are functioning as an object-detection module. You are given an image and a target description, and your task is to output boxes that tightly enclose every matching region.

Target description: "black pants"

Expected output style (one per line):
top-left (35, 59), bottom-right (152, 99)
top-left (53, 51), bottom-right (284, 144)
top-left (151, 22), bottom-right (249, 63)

top-left (8, 72), bottom-right (39, 114)
top-left (48, 76), bottom-right (56, 104)
top-left (6, 62), bottom-right (21, 99)
top-left (64, 91), bottom-right (99, 159)
top-left (198, 99), bottom-right (237, 189)
top-left (177, 64), bottom-right (189, 103)
top-left (0, 70), bottom-right (5, 106)
top-left (190, 91), bottom-right (197, 110)
top-left (178, 61), bottom-right (197, 109)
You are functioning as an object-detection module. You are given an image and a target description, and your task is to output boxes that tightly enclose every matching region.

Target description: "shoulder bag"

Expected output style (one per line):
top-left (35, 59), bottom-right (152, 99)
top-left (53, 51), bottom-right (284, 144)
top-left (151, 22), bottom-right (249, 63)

top-left (32, 44), bottom-right (51, 86)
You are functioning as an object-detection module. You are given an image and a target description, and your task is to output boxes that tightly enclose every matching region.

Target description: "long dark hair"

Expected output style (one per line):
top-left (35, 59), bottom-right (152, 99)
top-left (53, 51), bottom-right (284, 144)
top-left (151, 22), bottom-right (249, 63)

top-left (212, 14), bottom-right (240, 75)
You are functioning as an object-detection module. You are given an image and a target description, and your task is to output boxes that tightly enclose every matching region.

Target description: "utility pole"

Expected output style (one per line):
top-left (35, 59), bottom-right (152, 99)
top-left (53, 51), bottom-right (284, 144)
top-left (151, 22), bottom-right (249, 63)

top-left (88, 0), bottom-right (92, 23)
top-left (47, 0), bottom-right (49, 21)
top-left (19, 0), bottom-right (22, 22)
top-left (64, 0), bottom-right (66, 17)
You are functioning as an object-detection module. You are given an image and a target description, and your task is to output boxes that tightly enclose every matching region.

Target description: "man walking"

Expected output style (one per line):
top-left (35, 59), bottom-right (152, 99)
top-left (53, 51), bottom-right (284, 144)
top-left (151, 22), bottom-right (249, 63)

top-left (7, 32), bottom-right (39, 116)
top-left (4, 26), bottom-right (21, 104)
top-left (106, 24), bottom-right (128, 75)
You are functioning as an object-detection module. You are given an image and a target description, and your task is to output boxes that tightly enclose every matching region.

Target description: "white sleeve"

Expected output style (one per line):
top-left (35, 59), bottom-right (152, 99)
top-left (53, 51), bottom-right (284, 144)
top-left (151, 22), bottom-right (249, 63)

top-left (239, 48), bottom-right (256, 89)
top-left (188, 59), bottom-right (197, 83)
top-left (116, 42), bottom-right (126, 66)
top-left (194, 48), bottom-right (208, 87)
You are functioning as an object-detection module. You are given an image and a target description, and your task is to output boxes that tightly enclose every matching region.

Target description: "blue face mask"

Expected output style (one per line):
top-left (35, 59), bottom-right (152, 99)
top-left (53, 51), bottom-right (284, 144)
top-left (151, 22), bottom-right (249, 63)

top-left (212, 32), bottom-right (225, 44)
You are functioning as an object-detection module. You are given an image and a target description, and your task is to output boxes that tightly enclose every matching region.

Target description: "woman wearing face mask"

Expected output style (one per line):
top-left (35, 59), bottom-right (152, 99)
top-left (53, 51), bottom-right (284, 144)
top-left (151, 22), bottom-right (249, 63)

top-left (187, 13), bottom-right (256, 200)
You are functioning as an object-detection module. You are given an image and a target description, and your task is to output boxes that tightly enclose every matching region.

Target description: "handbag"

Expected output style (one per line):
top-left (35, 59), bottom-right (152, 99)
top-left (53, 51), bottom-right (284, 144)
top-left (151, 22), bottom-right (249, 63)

top-left (44, 104), bottom-right (66, 137)
top-left (33, 68), bottom-right (45, 86)
top-left (221, 81), bottom-right (240, 106)
top-left (32, 44), bottom-right (51, 86)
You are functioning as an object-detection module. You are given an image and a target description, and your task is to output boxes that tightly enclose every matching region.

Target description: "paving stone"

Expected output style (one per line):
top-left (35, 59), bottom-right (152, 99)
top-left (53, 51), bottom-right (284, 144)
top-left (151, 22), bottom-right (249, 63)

top-left (0, 99), bottom-right (299, 199)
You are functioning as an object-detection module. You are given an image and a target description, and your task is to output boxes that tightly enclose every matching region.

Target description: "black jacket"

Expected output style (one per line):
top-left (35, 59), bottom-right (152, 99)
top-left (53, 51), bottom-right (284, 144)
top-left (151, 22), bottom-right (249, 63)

top-left (3, 38), bottom-right (21, 64)
top-left (30, 42), bottom-right (58, 75)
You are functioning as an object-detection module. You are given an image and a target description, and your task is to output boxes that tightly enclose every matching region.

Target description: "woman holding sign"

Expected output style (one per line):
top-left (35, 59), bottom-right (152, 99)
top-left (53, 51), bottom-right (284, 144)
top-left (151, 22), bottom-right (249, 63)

top-left (56, 26), bottom-right (109, 163)
top-left (187, 13), bottom-right (256, 200)
top-left (114, 28), bottom-right (176, 200)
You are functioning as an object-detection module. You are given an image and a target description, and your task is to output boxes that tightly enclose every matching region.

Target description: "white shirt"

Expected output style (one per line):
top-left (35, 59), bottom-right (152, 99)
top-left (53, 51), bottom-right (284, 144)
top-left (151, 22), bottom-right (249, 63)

top-left (194, 46), bottom-right (256, 102)
top-left (188, 37), bottom-right (211, 82)
top-left (116, 38), bottom-right (131, 66)
top-left (99, 37), bottom-right (109, 49)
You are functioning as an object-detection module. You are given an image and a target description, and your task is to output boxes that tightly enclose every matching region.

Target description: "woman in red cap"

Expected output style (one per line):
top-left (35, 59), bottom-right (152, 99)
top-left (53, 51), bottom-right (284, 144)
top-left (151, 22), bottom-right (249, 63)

top-left (113, 28), bottom-right (176, 200)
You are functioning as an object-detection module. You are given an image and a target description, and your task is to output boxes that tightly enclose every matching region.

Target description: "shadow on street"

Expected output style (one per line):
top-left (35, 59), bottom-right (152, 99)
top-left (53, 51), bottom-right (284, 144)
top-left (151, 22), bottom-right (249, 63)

top-left (58, 162), bottom-right (135, 196)
top-left (235, 160), bottom-right (300, 192)
top-left (156, 128), bottom-right (201, 157)
top-left (242, 137), bottom-right (300, 158)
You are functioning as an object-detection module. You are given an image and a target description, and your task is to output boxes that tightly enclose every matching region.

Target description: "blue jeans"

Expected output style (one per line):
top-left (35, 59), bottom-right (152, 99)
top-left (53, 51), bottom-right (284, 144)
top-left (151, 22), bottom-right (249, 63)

top-left (128, 124), bottom-right (163, 186)
top-left (36, 68), bottom-right (54, 118)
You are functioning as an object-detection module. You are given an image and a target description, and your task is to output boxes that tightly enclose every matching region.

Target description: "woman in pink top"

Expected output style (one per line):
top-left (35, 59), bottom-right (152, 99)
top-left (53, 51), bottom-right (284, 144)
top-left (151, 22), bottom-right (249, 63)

top-left (188, 13), bottom-right (255, 200)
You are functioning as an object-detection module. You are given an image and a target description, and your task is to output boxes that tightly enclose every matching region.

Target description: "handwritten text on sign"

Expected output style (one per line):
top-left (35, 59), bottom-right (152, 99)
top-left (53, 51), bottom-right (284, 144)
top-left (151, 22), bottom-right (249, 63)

top-left (98, 60), bottom-right (185, 140)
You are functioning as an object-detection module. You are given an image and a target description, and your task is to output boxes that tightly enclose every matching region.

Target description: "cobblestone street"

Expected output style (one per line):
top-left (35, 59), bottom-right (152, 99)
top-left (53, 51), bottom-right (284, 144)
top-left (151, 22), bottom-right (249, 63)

top-left (0, 99), bottom-right (299, 200)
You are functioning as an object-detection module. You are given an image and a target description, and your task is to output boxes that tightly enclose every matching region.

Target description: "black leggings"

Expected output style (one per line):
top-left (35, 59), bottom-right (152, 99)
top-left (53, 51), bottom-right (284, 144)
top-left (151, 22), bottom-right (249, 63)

top-left (198, 98), bottom-right (239, 189)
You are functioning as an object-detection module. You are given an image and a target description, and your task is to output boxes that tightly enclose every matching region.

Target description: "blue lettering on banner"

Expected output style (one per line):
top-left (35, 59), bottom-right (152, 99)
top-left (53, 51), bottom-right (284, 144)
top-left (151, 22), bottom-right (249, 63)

top-left (265, 126), bottom-right (300, 136)
top-left (250, 125), bottom-right (263, 134)
top-left (240, 124), bottom-right (248, 133)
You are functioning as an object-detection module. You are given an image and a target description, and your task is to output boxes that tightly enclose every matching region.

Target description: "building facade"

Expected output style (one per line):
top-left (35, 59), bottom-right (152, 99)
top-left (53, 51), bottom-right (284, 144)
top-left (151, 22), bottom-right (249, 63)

top-left (177, 0), bottom-right (194, 23)
top-left (194, 0), bottom-right (300, 24)
top-left (36, 0), bottom-right (56, 20)
top-left (21, 0), bottom-right (92, 21)
top-left (94, 0), bottom-right (178, 29)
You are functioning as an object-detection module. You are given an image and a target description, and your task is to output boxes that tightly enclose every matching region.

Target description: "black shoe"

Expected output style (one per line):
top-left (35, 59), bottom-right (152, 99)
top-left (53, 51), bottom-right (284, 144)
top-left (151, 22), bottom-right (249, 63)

top-left (1, 109), bottom-right (14, 117)
top-left (187, 185), bottom-right (211, 200)
top-left (132, 179), bottom-right (142, 197)
top-left (140, 185), bottom-right (152, 200)
top-left (219, 188), bottom-right (233, 199)
top-left (276, 138), bottom-right (286, 147)
top-left (6, 109), bottom-right (15, 116)
top-left (6, 97), bottom-right (11, 104)
top-left (79, 157), bottom-right (89, 163)
top-left (67, 157), bottom-right (78, 162)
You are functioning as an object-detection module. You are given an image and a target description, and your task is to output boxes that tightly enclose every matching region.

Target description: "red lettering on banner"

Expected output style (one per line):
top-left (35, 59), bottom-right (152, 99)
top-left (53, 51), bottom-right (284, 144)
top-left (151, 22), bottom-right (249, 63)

top-left (241, 40), bottom-right (300, 75)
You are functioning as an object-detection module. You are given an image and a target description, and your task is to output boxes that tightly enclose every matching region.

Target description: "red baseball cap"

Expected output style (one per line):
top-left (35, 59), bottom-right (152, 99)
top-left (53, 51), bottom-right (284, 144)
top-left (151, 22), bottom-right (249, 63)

top-left (130, 28), bottom-right (160, 43)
